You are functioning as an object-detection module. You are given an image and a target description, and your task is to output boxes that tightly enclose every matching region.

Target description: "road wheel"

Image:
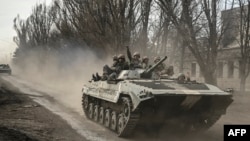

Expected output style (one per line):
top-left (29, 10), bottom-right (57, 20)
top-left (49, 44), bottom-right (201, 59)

top-left (99, 107), bottom-right (104, 124)
top-left (82, 94), bottom-right (89, 118)
top-left (88, 103), bottom-right (94, 119)
top-left (110, 111), bottom-right (117, 131)
top-left (104, 109), bottom-right (111, 128)
top-left (122, 97), bottom-right (131, 120)
top-left (117, 114), bottom-right (126, 135)
top-left (93, 105), bottom-right (99, 122)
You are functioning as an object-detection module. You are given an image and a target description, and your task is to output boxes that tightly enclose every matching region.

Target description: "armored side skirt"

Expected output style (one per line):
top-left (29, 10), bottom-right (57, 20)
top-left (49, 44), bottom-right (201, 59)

top-left (137, 95), bottom-right (233, 131)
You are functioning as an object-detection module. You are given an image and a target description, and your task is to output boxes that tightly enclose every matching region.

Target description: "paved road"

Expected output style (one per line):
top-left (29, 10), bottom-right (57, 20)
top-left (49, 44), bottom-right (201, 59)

top-left (1, 75), bottom-right (250, 141)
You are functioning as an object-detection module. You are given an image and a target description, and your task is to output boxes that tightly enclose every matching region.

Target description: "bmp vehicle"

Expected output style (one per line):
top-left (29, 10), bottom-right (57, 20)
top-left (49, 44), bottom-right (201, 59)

top-left (0, 64), bottom-right (11, 75)
top-left (81, 56), bottom-right (233, 137)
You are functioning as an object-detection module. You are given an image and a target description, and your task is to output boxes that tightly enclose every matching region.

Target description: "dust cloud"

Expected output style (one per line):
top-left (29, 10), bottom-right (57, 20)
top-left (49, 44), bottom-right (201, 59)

top-left (8, 47), bottom-right (236, 141)
top-left (11, 47), bottom-right (111, 113)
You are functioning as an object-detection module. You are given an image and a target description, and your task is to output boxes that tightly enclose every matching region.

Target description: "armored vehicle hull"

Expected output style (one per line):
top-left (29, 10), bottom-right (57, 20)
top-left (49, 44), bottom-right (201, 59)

top-left (82, 79), bottom-right (233, 137)
top-left (82, 56), bottom-right (232, 137)
top-left (0, 64), bottom-right (11, 75)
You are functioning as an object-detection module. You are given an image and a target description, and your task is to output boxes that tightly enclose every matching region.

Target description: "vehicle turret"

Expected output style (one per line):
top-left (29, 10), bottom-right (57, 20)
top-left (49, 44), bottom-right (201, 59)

top-left (116, 56), bottom-right (167, 80)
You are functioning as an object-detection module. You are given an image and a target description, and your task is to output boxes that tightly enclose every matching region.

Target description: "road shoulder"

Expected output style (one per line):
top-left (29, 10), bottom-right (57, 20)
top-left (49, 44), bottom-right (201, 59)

top-left (0, 77), bottom-right (85, 141)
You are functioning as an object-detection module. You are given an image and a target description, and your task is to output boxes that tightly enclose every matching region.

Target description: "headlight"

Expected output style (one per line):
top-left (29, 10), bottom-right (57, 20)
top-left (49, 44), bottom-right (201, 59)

top-left (139, 90), bottom-right (153, 99)
top-left (146, 91), bottom-right (153, 97)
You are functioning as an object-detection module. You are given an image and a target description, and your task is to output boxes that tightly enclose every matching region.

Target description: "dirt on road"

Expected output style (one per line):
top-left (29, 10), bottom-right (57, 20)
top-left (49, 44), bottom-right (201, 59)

top-left (0, 79), bottom-right (85, 141)
top-left (1, 75), bottom-right (250, 141)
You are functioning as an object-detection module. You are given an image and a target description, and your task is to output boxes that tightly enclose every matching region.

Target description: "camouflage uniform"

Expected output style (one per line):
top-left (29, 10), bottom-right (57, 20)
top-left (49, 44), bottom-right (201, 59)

top-left (152, 57), bottom-right (167, 78)
top-left (111, 55), bottom-right (118, 68)
top-left (115, 54), bottom-right (129, 73)
top-left (131, 59), bottom-right (141, 68)
top-left (154, 63), bottom-right (167, 75)
top-left (141, 56), bottom-right (150, 69)
top-left (130, 52), bottom-right (142, 68)
top-left (126, 46), bottom-right (142, 69)
top-left (101, 55), bottom-right (119, 81)
top-left (104, 54), bottom-right (129, 80)
top-left (166, 66), bottom-right (174, 76)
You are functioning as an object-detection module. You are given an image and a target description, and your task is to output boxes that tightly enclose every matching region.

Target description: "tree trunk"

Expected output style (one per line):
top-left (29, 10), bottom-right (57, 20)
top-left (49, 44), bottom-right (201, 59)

top-left (202, 66), bottom-right (217, 85)
top-left (179, 40), bottom-right (185, 73)
top-left (240, 76), bottom-right (246, 92)
top-left (139, 0), bottom-right (152, 54)
top-left (203, 72), bottom-right (217, 85)
top-left (239, 60), bottom-right (247, 92)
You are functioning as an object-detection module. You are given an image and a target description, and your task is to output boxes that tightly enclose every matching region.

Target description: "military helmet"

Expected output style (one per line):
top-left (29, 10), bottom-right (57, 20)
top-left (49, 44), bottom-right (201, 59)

top-left (154, 56), bottom-right (161, 62)
top-left (113, 55), bottom-right (118, 61)
top-left (177, 73), bottom-right (186, 81)
top-left (133, 52), bottom-right (140, 58)
top-left (142, 56), bottom-right (149, 61)
top-left (118, 54), bottom-right (125, 59)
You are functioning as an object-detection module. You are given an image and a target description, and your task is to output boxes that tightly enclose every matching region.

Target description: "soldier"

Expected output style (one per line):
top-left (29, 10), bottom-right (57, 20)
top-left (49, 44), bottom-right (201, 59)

top-left (132, 52), bottom-right (142, 67)
top-left (102, 55), bottom-right (117, 73)
top-left (106, 54), bottom-right (129, 80)
top-left (116, 54), bottom-right (129, 73)
top-left (177, 73), bottom-right (186, 83)
top-left (126, 46), bottom-right (142, 69)
top-left (141, 56), bottom-right (150, 69)
top-left (166, 65), bottom-right (174, 76)
top-left (153, 56), bottom-right (167, 78)
top-left (93, 55), bottom-right (119, 81)
top-left (111, 55), bottom-right (118, 68)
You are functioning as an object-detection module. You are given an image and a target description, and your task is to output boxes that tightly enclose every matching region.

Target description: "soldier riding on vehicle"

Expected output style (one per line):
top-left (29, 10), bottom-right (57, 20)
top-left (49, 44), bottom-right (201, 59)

top-left (141, 56), bottom-right (150, 69)
top-left (126, 46), bottom-right (142, 69)
top-left (116, 54), bottom-right (129, 73)
top-left (152, 56), bottom-right (167, 78)
top-left (104, 54), bottom-right (129, 80)
top-left (92, 55), bottom-right (119, 81)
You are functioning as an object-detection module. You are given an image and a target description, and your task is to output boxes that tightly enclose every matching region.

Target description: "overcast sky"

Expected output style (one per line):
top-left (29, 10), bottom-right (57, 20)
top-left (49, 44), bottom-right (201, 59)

top-left (0, 0), bottom-right (52, 63)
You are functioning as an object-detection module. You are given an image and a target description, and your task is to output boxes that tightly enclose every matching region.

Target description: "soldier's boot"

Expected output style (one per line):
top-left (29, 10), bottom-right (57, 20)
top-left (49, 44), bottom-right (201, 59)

top-left (108, 72), bottom-right (117, 80)
top-left (96, 73), bottom-right (101, 81)
top-left (101, 73), bottom-right (108, 81)
top-left (92, 74), bottom-right (97, 81)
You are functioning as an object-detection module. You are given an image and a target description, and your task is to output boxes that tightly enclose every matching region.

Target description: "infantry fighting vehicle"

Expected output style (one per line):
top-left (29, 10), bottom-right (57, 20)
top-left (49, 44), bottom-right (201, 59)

top-left (81, 56), bottom-right (233, 137)
top-left (0, 64), bottom-right (11, 75)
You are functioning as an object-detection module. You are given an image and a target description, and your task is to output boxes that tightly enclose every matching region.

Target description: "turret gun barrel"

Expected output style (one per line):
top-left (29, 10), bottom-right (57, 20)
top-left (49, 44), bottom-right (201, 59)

top-left (141, 56), bottom-right (167, 78)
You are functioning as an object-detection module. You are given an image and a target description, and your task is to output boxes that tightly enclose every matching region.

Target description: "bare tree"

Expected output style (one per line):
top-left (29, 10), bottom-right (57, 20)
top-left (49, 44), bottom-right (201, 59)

top-left (136, 0), bottom-right (153, 53)
top-left (13, 3), bottom-right (56, 67)
top-left (27, 3), bottom-right (54, 48)
top-left (13, 15), bottom-right (29, 50)
top-left (13, 15), bottom-right (30, 64)
top-left (56, 0), bottom-right (141, 53)
top-left (157, 0), bottom-right (226, 85)
top-left (237, 0), bottom-right (250, 91)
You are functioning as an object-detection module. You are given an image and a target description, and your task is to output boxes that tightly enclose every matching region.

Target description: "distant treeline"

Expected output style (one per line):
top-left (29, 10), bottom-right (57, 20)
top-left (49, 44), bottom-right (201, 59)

top-left (13, 0), bottom-right (156, 60)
